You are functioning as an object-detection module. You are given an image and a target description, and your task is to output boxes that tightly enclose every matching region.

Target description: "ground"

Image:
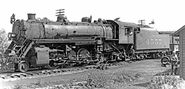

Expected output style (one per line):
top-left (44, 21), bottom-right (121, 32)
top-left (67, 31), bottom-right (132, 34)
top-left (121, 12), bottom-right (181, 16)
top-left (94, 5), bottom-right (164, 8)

top-left (0, 59), bottom-right (171, 89)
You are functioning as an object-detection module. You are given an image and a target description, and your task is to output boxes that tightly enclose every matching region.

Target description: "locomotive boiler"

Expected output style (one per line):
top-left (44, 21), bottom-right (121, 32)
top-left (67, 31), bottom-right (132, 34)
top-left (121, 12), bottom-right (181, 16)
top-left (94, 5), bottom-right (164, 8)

top-left (2, 13), bottom-right (139, 72)
top-left (10, 14), bottom-right (113, 44)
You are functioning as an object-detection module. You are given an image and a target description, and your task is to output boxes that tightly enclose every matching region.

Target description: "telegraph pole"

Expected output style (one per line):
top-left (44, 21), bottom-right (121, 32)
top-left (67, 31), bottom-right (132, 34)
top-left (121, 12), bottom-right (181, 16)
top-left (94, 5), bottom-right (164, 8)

top-left (56, 9), bottom-right (66, 22)
top-left (138, 20), bottom-right (145, 27)
top-left (56, 9), bottom-right (65, 16)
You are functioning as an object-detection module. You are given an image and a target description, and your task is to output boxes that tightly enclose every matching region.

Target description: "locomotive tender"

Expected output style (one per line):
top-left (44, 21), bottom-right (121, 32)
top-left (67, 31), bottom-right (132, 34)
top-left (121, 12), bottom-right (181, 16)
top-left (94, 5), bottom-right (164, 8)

top-left (135, 27), bottom-right (170, 58)
top-left (1, 13), bottom-right (170, 72)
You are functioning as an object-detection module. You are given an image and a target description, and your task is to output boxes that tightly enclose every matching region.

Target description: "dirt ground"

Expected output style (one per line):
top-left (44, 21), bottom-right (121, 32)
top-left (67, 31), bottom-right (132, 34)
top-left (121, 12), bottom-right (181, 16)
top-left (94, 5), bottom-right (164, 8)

top-left (0, 59), bottom-right (171, 89)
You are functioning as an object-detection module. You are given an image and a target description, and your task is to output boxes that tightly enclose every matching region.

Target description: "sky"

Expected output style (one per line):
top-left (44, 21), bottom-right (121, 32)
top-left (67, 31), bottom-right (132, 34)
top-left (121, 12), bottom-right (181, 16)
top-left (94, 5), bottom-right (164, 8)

top-left (0, 0), bottom-right (185, 32)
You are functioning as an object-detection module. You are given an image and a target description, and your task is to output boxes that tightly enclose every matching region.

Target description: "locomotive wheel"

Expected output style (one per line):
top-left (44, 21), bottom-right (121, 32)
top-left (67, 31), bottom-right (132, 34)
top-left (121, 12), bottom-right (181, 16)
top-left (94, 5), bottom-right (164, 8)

top-left (68, 50), bottom-right (77, 60)
top-left (161, 56), bottom-right (170, 66)
top-left (77, 48), bottom-right (92, 64)
top-left (111, 52), bottom-right (119, 61)
top-left (18, 62), bottom-right (29, 72)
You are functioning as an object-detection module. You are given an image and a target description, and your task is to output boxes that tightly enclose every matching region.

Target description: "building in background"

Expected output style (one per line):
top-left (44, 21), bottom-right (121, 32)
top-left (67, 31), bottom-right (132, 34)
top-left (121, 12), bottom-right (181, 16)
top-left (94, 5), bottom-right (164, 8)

top-left (159, 31), bottom-right (179, 52)
top-left (173, 26), bottom-right (185, 79)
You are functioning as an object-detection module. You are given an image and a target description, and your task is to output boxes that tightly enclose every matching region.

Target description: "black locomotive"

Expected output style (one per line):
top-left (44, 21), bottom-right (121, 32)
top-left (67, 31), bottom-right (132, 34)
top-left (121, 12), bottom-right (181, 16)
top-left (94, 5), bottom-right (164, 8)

top-left (1, 13), bottom-right (171, 72)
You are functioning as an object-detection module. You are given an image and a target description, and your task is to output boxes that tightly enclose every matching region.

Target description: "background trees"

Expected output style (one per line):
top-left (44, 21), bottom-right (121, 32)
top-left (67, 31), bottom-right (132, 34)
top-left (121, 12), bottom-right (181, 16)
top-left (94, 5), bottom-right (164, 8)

top-left (0, 29), bottom-right (9, 55)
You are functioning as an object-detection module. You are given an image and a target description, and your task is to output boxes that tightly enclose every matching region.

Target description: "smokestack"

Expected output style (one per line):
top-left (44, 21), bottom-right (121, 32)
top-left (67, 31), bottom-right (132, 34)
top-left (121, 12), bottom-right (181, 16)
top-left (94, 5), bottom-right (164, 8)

top-left (27, 13), bottom-right (36, 20)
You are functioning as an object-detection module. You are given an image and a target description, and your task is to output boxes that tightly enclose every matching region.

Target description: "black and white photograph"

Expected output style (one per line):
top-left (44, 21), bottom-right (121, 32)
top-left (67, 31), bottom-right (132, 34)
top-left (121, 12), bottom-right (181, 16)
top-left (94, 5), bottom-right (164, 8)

top-left (0, 0), bottom-right (185, 89)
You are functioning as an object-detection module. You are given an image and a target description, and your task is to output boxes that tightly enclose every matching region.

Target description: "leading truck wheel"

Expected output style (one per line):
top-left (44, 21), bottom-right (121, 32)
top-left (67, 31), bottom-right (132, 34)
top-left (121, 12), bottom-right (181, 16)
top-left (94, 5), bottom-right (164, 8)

top-left (48, 60), bottom-right (59, 69)
top-left (18, 62), bottom-right (29, 72)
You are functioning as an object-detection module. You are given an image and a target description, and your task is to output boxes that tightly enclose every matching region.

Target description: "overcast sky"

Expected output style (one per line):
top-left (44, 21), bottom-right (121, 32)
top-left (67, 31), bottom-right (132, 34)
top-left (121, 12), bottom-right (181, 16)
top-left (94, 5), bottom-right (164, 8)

top-left (0, 0), bottom-right (185, 32)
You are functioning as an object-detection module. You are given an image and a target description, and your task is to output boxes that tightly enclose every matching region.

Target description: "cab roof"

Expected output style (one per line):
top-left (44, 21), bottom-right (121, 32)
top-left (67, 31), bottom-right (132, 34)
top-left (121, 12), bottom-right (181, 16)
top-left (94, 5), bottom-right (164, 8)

top-left (114, 21), bottom-right (139, 28)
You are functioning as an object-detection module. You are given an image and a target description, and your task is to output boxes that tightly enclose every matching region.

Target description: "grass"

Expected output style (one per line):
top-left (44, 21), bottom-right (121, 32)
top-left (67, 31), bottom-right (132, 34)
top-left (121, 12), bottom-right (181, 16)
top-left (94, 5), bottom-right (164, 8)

top-left (86, 72), bottom-right (110, 88)
top-left (13, 85), bottom-right (23, 89)
top-left (28, 72), bottom-right (185, 89)
top-left (14, 70), bottom-right (143, 89)
top-left (84, 71), bottom-right (144, 89)
top-left (147, 75), bottom-right (184, 89)
top-left (11, 67), bottom-right (178, 89)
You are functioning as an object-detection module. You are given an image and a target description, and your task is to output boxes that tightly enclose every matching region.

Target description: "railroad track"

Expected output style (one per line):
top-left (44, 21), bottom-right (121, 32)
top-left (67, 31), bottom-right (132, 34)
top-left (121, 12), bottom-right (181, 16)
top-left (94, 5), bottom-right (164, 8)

top-left (0, 62), bottom-right (123, 81)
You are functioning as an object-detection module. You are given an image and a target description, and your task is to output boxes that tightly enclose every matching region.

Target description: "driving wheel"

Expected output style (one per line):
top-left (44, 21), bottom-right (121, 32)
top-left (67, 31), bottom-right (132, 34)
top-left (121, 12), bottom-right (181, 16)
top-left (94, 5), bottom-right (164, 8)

top-left (18, 62), bottom-right (29, 72)
top-left (77, 48), bottom-right (92, 64)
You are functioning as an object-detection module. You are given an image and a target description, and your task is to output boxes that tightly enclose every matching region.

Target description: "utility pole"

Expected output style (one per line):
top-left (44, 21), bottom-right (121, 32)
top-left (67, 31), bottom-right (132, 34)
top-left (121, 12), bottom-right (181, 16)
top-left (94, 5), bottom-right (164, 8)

top-left (56, 9), bottom-right (65, 16)
top-left (56, 9), bottom-right (66, 22)
top-left (138, 20), bottom-right (145, 27)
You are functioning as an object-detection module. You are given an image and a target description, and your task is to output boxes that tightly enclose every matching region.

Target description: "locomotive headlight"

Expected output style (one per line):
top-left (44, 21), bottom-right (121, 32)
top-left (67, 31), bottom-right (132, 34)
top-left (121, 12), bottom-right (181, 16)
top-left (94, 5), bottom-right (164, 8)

top-left (11, 33), bottom-right (16, 37)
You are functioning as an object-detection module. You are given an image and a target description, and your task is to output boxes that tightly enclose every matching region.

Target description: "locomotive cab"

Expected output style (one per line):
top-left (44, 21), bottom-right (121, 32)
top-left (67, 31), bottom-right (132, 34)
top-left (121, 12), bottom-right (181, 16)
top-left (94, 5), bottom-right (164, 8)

top-left (106, 20), bottom-right (139, 44)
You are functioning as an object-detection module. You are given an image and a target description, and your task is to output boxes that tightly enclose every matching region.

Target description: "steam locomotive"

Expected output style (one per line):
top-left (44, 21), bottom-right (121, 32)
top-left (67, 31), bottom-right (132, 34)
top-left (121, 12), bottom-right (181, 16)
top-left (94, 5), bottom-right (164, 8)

top-left (1, 13), bottom-right (171, 72)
